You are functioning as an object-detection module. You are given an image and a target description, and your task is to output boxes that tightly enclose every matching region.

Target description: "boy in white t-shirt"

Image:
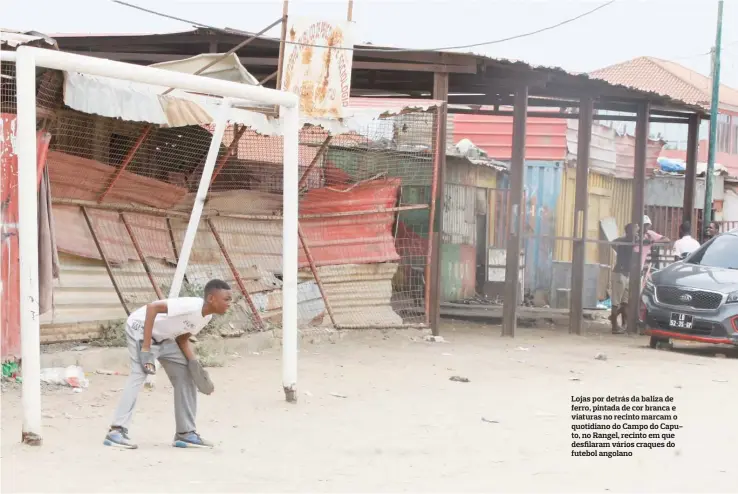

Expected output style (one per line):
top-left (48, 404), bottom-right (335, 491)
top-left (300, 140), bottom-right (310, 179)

top-left (104, 279), bottom-right (232, 450)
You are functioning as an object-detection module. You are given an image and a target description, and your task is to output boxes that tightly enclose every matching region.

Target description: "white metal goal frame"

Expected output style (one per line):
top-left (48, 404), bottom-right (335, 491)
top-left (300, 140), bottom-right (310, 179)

top-left (3, 46), bottom-right (300, 445)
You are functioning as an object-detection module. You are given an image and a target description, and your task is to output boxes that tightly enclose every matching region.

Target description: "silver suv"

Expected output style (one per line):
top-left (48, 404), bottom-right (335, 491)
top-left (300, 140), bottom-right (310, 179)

top-left (639, 229), bottom-right (738, 348)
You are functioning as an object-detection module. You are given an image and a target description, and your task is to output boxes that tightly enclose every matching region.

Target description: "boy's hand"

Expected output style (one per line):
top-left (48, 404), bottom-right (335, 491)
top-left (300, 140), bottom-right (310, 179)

top-left (139, 346), bottom-right (157, 375)
top-left (187, 359), bottom-right (215, 395)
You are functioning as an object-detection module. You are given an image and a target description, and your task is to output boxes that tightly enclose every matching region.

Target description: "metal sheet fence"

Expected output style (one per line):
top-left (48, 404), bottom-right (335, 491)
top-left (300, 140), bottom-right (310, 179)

top-left (42, 104), bottom-right (440, 335)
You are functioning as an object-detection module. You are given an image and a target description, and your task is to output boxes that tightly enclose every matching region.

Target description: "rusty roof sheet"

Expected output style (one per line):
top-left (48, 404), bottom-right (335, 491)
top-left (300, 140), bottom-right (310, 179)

top-left (590, 56), bottom-right (738, 111)
top-left (0, 28), bottom-right (57, 49)
top-left (51, 29), bottom-right (707, 114)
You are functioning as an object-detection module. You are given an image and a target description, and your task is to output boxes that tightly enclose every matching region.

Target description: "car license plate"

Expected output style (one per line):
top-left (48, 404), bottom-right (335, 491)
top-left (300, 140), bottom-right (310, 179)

top-left (669, 312), bottom-right (693, 329)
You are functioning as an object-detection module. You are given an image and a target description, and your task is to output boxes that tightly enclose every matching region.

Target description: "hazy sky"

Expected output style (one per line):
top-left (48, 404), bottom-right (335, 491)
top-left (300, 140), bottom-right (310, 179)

top-left (3, 0), bottom-right (737, 88)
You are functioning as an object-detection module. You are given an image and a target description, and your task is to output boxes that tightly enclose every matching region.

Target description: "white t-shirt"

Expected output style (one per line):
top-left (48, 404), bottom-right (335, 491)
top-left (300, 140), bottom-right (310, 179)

top-left (673, 235), bottom-right (701, 256)
top-left (126, 297), bottom-right (212, 342)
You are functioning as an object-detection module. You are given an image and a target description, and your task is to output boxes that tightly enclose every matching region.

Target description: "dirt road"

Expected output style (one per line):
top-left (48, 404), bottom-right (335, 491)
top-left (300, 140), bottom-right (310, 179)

top-left (2, 321), bottom-right (736, 492)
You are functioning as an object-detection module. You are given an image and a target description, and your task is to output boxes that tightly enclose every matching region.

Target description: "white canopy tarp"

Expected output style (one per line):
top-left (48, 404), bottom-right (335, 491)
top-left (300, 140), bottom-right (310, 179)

top-left (62, 53), bottom-right (441, 136)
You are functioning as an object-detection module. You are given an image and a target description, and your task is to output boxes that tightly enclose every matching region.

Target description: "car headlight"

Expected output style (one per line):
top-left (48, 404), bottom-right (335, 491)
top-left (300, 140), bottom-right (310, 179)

top-left (727, 290), bottom-right (738, 304)
top-left (644, 279), bottom-right (655, 292)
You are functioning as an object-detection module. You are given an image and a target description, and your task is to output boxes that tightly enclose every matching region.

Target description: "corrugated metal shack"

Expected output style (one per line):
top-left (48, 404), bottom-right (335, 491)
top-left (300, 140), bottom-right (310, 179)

top-left (450, 113), bottom-right (665, 308)
top-left (2, 50), bottom-right (453, 345)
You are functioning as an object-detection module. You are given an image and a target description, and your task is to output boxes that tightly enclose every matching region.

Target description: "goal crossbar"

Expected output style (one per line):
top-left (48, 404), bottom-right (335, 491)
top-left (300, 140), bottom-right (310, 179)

top-left (7, 46), bottom-right (300, 445)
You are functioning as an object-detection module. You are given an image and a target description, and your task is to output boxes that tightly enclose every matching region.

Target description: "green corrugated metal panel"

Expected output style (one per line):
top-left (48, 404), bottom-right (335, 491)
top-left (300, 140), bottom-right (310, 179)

top-left (326, 148), bottom-right (433, 187)
top-left (440, 243), bottom-right (476, 301)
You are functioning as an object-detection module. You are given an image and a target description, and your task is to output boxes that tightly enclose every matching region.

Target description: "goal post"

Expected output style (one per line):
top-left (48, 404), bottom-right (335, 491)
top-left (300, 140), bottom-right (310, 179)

top-left (9, 46), bottom-right (300, 445)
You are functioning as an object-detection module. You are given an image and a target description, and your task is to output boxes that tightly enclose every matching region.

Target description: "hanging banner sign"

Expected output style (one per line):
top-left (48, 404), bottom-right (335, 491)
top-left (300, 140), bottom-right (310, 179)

top-left (281, 18), bottom-right (354, 119)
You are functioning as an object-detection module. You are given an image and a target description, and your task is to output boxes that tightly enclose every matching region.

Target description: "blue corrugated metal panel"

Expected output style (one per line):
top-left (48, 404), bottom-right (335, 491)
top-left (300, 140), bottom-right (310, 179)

top-left (523, 161), bottom-right (563, 297)
top-left (496, 161), bottom-right (563, 299)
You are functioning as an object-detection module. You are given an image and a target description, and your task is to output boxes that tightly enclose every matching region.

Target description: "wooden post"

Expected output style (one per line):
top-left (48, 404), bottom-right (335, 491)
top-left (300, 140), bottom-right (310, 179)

top-left (570, 96), bottom-right (593, 336)
top-left (207, 219), bottom-right (265, 329)
top-left (120, 213), bottom-right (164, 300)
top-left (81, 207), bottom-right (130, 315)
top-left (298, 224), bottom-right (337, 327)
top-left (430, 72), bottom-right (448, 335)
top-left (425, 106), bottom-right (442, 326)
top-left (501, 87), bottom-right (528, 338)
top-left (627, 102), bottom-right (650, 334)
top-left (275, 0), bottom-right (289, 91)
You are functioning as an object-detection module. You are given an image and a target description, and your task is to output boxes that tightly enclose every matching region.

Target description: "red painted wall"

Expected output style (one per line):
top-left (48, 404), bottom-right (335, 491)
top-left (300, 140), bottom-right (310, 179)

top-left (452, 114), bottom-right (568, 161)
top-left (1, 114), bottom-right (51, 360)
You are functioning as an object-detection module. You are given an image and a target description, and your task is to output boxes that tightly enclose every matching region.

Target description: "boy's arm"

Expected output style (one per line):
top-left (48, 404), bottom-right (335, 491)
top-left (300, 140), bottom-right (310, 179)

top-left (175, 333), bottom-right (196, 361)
top-left (141, 300), bottom-right (168, 352)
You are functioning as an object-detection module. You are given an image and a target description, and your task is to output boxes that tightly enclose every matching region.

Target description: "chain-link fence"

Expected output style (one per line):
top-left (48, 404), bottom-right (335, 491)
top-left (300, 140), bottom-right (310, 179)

top-left (4, 64), bottom-right (440, 336)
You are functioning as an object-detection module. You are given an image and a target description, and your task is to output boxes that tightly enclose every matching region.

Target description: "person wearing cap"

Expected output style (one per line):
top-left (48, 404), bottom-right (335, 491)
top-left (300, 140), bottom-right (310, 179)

top-left (635, 215), bottom-right (670, 270)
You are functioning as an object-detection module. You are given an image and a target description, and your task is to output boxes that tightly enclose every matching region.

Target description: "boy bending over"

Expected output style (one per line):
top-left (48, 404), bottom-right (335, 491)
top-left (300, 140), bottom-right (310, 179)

top-left (104, 279), bottom-right (232, 449)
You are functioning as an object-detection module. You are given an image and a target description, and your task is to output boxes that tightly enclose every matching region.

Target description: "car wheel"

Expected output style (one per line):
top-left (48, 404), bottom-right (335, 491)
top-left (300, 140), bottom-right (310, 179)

top-left (649, 336), bottom-right (671, 349)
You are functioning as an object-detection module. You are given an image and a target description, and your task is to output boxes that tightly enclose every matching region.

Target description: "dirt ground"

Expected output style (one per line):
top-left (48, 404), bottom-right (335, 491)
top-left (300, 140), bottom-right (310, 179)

top-left (2, 319), bottom-right (737, 493)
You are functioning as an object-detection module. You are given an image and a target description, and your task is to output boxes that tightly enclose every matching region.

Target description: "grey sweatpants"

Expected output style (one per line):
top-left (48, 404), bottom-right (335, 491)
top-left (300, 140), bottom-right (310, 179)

top-left (111, 325), bottom-right (197, 434)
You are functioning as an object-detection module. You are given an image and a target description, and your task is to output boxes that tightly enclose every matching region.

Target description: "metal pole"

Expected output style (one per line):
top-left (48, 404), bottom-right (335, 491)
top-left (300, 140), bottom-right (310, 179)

top-left (161, 17), bottom-right (284, 96)
top-left (169, 100), bottom-right (232, 298)
top-left (501, 87), bottom-right (528, 338)
top-left (16, 49), bottom-right (42, 445)
top-left (98, 125), bottom-right (153, 203)
top-left (282, 103), bottom-right (300, 403)
top-left (703, 0), bottom-right (723, 230)
top-left (207, 219), bottom-right (265, 329)
top-left (15, 46), bottom-right (296, 108)
top-left (298, 224), bottom-right (337, 327)
top-left (683, 114), bottom-right (700, 229)
top-left (120, 213), bottom-right (164, 300)
top-left (570, 96), bottom-right (593, 336)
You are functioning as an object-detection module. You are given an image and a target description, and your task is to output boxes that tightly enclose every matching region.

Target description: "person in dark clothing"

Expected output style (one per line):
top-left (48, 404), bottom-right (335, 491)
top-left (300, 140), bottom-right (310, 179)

top-left (610, 223), bottom-right (639, 334)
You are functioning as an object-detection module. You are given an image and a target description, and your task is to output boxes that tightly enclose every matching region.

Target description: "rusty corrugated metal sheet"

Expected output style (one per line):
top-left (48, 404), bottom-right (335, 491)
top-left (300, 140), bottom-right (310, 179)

top-left (443, 183), bottom-right (476, 245)
top-left (452, 113), bottom-right (568, 161)
top-left (612, 178), bottom-right (634, 236)
top-left (567, 121), bottom-right (617, 176)
top-left (298, 263), bottom-right (402, 326)
top-left (48, 150), bottom-right (188, 208)
top-left (54, 205), bottom-right (176, 264)
top-left (299, 179), bottom-right (401, 267)
top-left (39, 253), bottom-right (127, 341)
top-left (615, 133), bottom-right (665, 178)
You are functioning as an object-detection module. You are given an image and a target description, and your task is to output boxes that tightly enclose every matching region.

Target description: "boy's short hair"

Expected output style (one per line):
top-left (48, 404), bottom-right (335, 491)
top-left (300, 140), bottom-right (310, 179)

top-left (624, 223), bottom-right (635, 235)
top-left (204, 279), bottom-right (231, 297)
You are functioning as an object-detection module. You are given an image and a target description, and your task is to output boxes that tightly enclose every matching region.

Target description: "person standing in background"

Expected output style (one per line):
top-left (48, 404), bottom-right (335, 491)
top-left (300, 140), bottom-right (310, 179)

top-left (636, 215), bottom-right (670, 270)
top-left (610, 223), bottom-right (638, 335)
top-left (673, 221), bottom-right (700, 259)
top-left (705, 221), bottom-right (719, 241)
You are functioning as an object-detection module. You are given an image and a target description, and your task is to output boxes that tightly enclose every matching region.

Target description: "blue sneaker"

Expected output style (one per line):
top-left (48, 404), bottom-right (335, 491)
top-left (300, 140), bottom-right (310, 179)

top-left (104, 427), bottom-right (138, 449)
top-left (172, 431), bottom-right (214, 449)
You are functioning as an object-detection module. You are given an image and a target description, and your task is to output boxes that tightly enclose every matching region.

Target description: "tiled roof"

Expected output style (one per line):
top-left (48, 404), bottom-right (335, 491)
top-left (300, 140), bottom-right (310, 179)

top-left (590, 56), bottom-right (738, 110)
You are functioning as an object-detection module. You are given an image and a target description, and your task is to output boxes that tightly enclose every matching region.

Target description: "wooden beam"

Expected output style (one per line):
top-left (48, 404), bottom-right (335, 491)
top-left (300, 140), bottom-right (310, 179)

top-left (570, 96), bottom-right (593, 336)
top-left (65, 50), bottom-right (478, 73)
top-left (429, 72), bottom-right (448, 336)
top-left (627, 102), bottom-right (650, 335)
top-left (501, 87), bottom-right (527, 338)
